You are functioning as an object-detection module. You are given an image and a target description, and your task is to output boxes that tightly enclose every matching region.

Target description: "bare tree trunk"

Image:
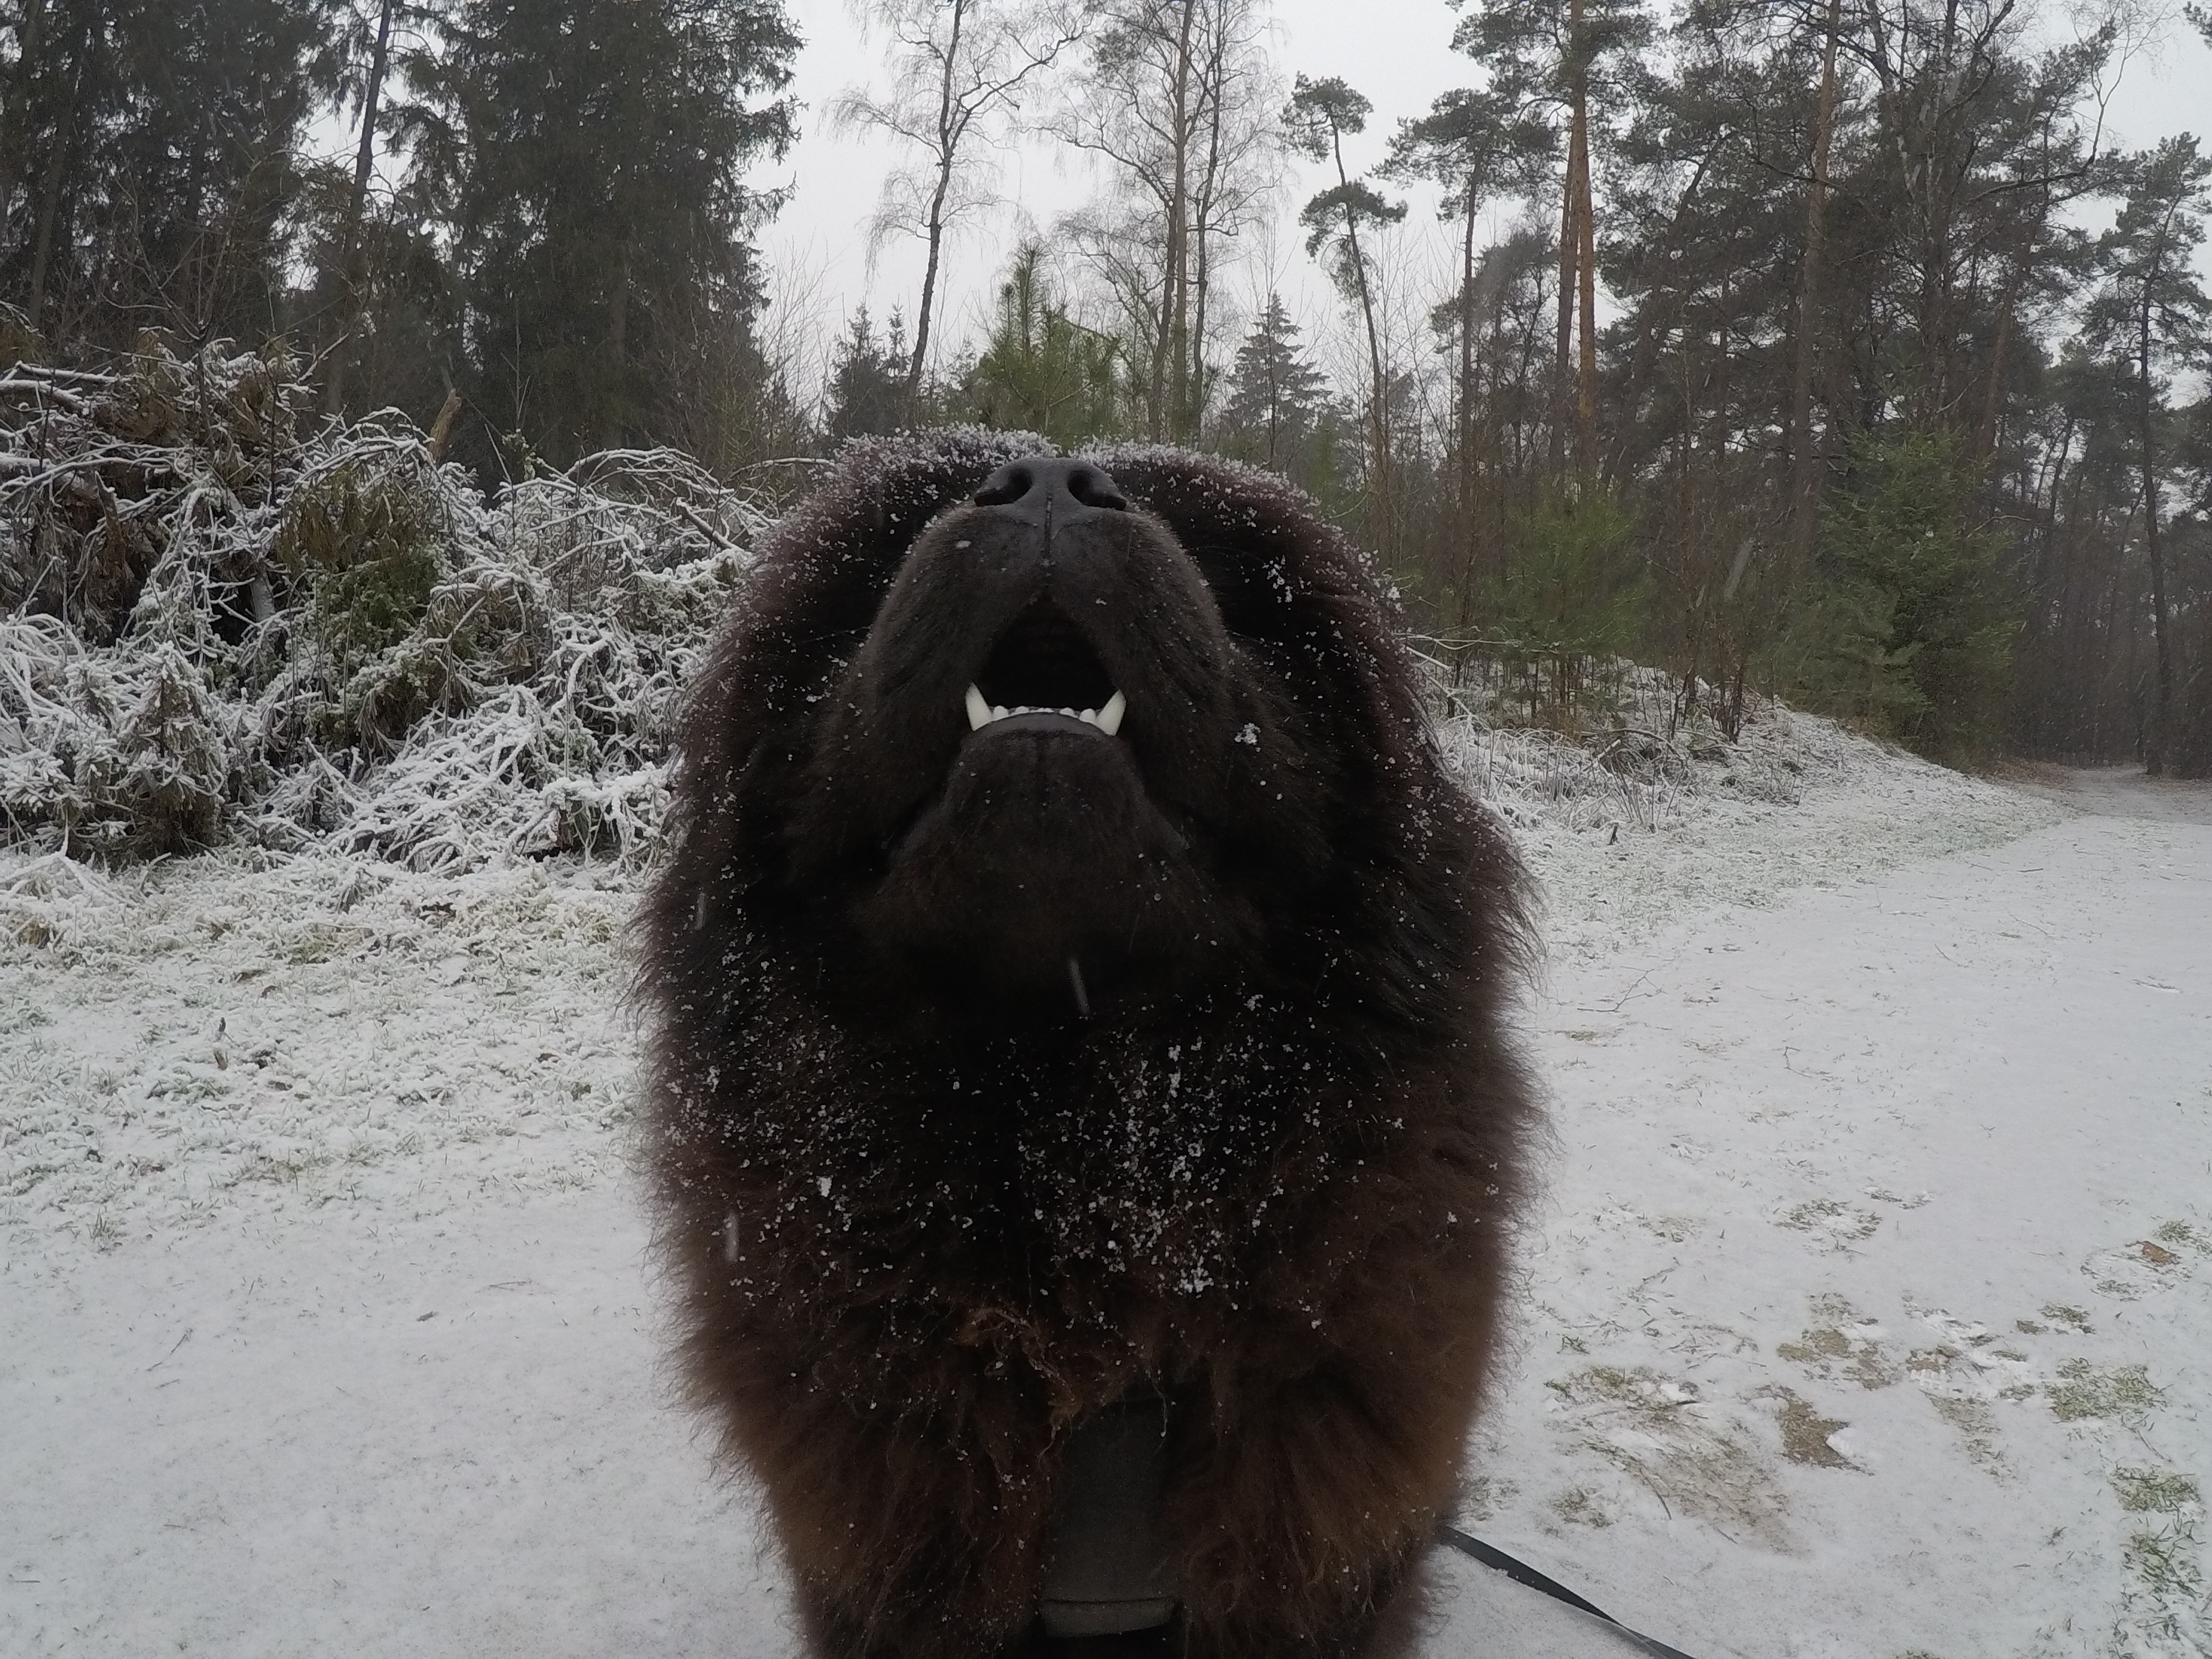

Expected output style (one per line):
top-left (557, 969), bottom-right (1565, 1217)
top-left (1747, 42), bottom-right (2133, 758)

top-left (426, 386), bottom-right (465, 462)
top-left (1549, 105), bottom-right (1577, 480)
top-left (1573, 85), bottom-right (1597, 474)
top-left (605, 250), bottom-right (632, 450)
top-left (1787, 0), bottom-right (1843, 570)
top-left (1459, 174), bottom-right (1480, 599)
top-left (903, 0), bottom-right (969, 416)
top-left (1330, 121), bottom-right (1391, 541)
top-left (1161, 0), bottom-right (1196, 442)
top-left (26, 133), bottom-right (70, 331)
top-left (324, 0), bottom-right (398, 417)
top-left (1187, 11), bottom-right (1228, 441)
top-left (1974, 276), bottom-right (2016, 460)
top-left (0, 0), bottom-right (51, 245)
top-left (25, 13), bottom-right (92, 333)
top-left (2137, 290), bottom-right (2173, 775)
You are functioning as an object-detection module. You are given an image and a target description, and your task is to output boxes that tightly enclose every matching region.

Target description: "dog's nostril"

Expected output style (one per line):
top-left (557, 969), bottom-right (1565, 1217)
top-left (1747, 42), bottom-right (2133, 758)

top-left (1067, 467), bottom-right (1128, 512)
top-left (974, 463), bottom-right (1035, 507)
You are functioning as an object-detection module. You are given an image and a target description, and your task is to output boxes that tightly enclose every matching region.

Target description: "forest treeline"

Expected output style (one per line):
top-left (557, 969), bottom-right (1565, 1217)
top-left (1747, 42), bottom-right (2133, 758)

top-left (3, 0), bottom-right (2210, 773)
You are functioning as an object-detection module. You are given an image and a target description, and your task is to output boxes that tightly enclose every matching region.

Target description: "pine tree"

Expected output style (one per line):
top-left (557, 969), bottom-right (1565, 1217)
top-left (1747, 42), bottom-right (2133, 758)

top-left (1, 0), bottom-right (329, 349)
top-left (824, 308), bottom-right (912, 442)
top-left (1286, 75), bottom-right (1405, 510)
top-left (1795, 429), bottom-right (2021, 759)
top-left (2080, 137), bottom-right (2212, 775)
top-left (956, 244), bottom-right (1120, 448)
top-left (406, 0), bottom-right (799, 468)
top-left (1449, 0), bottom-right (1651, 477)
top-left (1214, 295), bottom-right (1332, 482)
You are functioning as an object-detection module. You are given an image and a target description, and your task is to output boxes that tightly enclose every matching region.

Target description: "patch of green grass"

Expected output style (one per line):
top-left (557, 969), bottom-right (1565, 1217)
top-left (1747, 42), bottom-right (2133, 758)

top-left (2114, 1468), bottom-right (2201, 1514)
top-left (1552, 1486), bottom-right (1614, 1527)
top-left (2039, 1303), bottom-right (2093, 1333)
top-left (2047, 1359), bottom-right (2162, 1426)
top-left (2122, 1522), bottom-right (2204, 1602)
top-left (2152, 1220), bottom-right (2209, 1255)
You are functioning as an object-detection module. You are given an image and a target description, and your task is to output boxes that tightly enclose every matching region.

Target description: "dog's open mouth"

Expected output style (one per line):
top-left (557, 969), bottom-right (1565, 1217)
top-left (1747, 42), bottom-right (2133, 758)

top-left (966, 600), bottom-right (1124, 735)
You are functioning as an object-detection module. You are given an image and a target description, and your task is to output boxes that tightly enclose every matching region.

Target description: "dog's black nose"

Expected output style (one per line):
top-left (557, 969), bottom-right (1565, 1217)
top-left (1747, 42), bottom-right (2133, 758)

top-left (973, 456), bottom-right (1128, 522)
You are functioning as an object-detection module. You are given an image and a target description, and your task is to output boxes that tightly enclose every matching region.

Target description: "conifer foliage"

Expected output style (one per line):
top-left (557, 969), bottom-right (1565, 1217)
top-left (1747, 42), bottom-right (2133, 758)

top-left (1214, 294), bottom-right (1335, 492)
top-left (404, 0), bottom-right (799, 470)
top-left (0, 0), bottom-right (329, 349)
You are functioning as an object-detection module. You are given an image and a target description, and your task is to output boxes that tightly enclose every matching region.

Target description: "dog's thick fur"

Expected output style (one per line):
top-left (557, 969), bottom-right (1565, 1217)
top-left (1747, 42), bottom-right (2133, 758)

top-left (635, 432), bottom-right (1535, 1659)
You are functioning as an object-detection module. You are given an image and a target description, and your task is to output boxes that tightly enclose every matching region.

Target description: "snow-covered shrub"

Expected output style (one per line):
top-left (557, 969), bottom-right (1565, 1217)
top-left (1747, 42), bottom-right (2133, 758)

top-left (0, 616), bottom-right (248, 857)
top-left (2, 342), bottom-right (764, 870)
top-left (1424, 651), bottom-right (1826, 837)
top-left (273, 454), bottom-right (451, 694)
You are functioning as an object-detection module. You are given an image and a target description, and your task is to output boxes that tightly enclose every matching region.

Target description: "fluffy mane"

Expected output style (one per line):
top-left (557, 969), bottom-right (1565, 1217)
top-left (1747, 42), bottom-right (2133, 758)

top-left (634, 430), bottom-right (1535, 1659)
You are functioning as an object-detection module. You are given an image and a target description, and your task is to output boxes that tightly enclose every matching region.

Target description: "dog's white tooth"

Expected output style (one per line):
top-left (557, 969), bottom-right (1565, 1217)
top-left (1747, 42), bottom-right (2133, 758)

top-left (1079, 709), bottom-right (1098, 725)
top-left (992, 705), bottom-right (1010, 722)
top-left (1058, 707), bottom-right (1076, 718)
top-left (965, 685), bottom-right (990, 731)
top-left (1096, 691), bottom-right (1126, 737)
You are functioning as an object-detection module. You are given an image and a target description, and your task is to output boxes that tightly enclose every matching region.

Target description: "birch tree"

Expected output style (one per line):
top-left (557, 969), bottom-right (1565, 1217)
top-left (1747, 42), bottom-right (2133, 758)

top-left (1051, 0), bottom-right (1280, 442)
top-left (832, 0), bottom-right (1085, 414)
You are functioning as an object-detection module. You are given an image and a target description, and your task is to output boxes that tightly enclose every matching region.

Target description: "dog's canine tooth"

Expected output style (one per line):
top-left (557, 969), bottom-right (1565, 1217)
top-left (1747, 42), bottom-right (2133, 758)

top-left (965, 685), bottom-right (991, 731)
top-left (1096, 691), bottom-right (1126, 737)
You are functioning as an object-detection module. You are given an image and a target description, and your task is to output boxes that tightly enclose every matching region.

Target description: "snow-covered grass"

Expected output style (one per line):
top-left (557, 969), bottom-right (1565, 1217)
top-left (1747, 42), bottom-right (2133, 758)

top-left (0, 851), bottom-right (634, 1243)
top-left (0, 697), bottom-right (2055, 1250)
top-left (4, 706), bottom-right (2207, 1656)
top-left (1439, 676), bottom-right (2065, 959)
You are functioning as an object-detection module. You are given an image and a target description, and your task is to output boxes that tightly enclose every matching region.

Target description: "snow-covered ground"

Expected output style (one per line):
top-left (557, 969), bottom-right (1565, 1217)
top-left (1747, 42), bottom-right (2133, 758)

top-left (3, 720), bottom-right (2206, 1658)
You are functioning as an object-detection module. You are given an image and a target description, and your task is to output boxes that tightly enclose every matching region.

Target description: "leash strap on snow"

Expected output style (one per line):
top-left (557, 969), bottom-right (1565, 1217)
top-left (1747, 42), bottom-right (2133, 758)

top-left (1435, 1525), bottom-right (1702, 1659)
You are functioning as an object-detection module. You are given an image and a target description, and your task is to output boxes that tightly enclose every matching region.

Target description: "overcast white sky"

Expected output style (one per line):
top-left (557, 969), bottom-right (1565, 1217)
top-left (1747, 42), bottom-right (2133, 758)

top-left (752, 0), bottom-right (2212, 407)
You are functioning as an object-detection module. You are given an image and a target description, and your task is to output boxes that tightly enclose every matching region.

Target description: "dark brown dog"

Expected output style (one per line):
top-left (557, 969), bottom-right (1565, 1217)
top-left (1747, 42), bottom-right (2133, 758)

top-left (635, 432), bottom-right (1533, 1659)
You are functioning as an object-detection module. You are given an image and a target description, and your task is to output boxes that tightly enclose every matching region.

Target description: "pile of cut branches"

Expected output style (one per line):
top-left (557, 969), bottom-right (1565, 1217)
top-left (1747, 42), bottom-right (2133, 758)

top-left (1, 336), bottom-right (762, 870)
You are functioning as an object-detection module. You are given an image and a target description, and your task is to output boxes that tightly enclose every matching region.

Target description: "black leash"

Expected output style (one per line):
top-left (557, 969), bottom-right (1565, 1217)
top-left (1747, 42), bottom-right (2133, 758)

top-left (1435, 1525), bottom-right (1702, 1659)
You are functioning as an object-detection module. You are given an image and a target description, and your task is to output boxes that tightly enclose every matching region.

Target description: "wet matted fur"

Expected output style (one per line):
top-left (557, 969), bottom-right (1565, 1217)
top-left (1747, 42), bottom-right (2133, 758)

top-left (634, 431), bottom-right (1535, 1659)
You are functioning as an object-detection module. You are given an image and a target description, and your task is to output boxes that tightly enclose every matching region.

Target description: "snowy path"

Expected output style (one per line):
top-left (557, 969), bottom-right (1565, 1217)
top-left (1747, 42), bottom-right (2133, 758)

top-left (1478, 773), bottom-right (2211, 1658)
top-left (4, 766), bottom-right (2207, 1657)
